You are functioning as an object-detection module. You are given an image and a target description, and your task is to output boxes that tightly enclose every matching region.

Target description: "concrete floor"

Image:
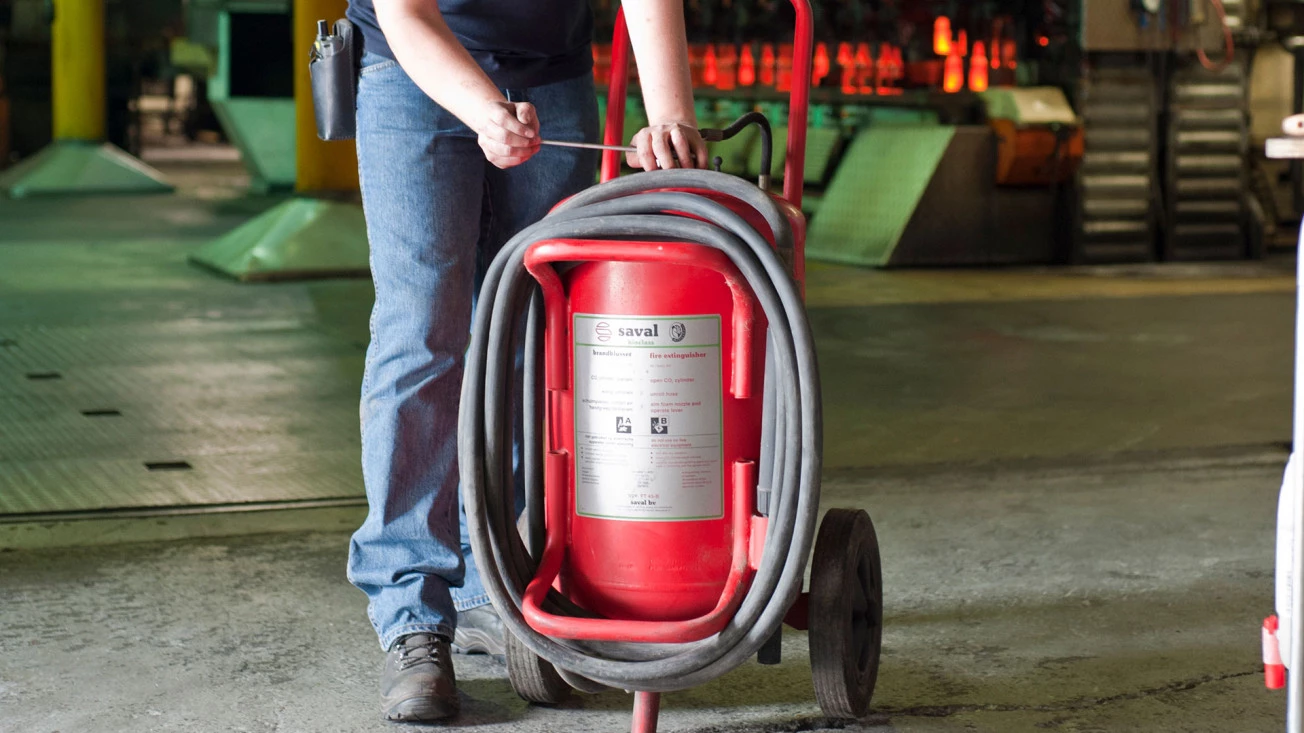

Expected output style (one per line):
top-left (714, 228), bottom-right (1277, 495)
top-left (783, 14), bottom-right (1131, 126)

top-left (0, 152), bottom-right (1295, 731)
top-left (0, 452), bottom-right (1283, 732)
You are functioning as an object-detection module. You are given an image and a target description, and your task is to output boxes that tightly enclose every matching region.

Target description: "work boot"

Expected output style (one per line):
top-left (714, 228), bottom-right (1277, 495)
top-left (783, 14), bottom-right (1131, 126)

top-left (452, 604), bottom-right (507, 657)
top-left (380, 633), bottom-right (459, 722)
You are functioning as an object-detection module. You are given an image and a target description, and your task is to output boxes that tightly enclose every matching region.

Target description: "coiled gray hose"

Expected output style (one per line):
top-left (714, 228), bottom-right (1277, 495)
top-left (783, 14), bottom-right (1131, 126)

top-left (458, 169), bottom-right (821, 692)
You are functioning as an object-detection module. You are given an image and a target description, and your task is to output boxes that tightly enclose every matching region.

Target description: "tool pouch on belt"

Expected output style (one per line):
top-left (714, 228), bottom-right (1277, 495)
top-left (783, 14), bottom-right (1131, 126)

top-left (309, 18), bottom-right (360, 141)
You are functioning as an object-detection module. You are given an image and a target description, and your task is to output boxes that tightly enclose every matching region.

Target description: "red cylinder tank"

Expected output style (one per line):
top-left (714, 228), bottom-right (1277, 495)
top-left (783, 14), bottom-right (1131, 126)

top-left (556, 258), bottom-right (764, 621)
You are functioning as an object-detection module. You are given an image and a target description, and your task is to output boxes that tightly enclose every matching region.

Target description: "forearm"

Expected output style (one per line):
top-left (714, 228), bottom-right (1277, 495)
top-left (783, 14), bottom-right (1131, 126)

top-left (375, 0), bottom-right (503, 129)
top-left (623, 0), bottom-right (695, 126)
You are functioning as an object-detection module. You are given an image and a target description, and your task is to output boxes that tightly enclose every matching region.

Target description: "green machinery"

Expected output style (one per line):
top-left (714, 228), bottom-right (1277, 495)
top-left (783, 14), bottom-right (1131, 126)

top-left (176, 0), bottom-right (295, 193)
top-left (602, 88), bottom-right (1068, 267)
top-left (173, 0), bottom-right (1069, 268)
top-left (809, 88), bottom-right (1078, 267)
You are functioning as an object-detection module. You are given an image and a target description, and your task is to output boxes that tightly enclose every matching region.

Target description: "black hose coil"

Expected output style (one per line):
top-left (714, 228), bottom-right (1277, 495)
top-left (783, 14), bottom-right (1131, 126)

top-left (458, 168), bottom-right (822, 692)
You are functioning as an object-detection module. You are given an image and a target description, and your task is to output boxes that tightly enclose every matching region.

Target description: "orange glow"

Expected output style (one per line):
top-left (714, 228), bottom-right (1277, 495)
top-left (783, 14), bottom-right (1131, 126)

top-left (717, 44), bottom-right (737, 91)
top-left (875, 44), bottom-right (891, 94)
top-left (703, 44), bottom-right (718, 88)
top-left (957, 30), bottom-right (968, 55)
top-left (837, 42), bottom-right (856, 95)
top-left (943, 47), bottom-right (964, 93)
top-left (761, 44), bottom-right (776, 86)
top-left (592, 44), bottom-right (604, 85)
top-left (893, 47), bottom-right (905, 93)
top-left (739, 45), bottom-right (756, 86)
top-left (934, 16), bottom-right (952, 55)
top-left (687, 44), bottom-right (704, 87)
top-left (836, 42), bottom-right (853, 66)
top-left (886, 45), bottom-right (907, 93)
top-left (855, 43), bottom-right (873, 94)
top-left (969, 41), bottom-right (988, 92)
top-left (776, 43), bottom-right (793, 92)
top-left (813, 42), bottom-right (830, 86)
top-left (1003, 39), bottom-right (1018, 69)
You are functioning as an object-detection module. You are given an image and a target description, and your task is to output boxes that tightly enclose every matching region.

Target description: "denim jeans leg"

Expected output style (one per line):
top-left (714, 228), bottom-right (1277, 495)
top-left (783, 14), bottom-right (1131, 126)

top-left (346, 53), bottom-right (488, 651)
top-left (452, 74), bottom-right (601, 612)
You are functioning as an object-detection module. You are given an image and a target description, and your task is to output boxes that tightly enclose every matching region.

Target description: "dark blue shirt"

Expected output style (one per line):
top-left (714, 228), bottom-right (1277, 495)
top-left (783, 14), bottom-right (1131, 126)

top-left (346, 0), bottom-right (593, 89)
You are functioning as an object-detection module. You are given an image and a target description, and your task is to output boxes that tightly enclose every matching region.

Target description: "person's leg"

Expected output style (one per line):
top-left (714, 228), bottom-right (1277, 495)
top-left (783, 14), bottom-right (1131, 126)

top-left (346, 51), bottom-right (487, 656)
top-left (451, 72), bottom-right (601, 618)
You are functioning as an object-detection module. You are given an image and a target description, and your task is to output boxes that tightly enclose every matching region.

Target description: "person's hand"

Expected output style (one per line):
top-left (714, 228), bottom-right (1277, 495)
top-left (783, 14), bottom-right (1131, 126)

top-left (474, 100), bottom-right (540, 169)
top-left (626, 121), bottom-right (708, 171)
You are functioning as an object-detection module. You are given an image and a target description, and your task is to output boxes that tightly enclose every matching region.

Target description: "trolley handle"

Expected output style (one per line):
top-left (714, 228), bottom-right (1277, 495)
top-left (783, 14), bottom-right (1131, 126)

top-left (701, 112), bottom-right (775, 191)
top-left (600, 0), bottom-right (813, 209)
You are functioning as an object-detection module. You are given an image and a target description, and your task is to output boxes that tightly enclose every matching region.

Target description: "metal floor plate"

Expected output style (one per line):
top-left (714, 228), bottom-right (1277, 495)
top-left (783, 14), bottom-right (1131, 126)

top-left (0, 197), bottom-right (373, 523)
top-left (1, 183), bottom-right (1297, 542)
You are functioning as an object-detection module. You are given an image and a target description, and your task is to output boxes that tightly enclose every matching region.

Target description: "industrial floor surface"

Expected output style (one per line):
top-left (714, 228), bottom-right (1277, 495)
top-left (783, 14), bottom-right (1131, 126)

top-left (0, 151), bottom-right (1295, 731)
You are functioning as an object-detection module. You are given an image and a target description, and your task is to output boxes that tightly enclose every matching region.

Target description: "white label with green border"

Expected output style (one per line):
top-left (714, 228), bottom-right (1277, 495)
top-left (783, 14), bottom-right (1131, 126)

top-left (573, 313), bottom-right (723, 521)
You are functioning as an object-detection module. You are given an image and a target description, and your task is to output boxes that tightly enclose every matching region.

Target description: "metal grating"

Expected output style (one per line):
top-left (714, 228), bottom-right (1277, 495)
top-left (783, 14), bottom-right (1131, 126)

top-left (1074, 65), bottom-right (1160, 263)
top-left (0, 452), bottom-right (361, 516)
top-left (1164, 60), bottom-right (1249, 261)
top-left (0, 236), bottom-right (371, 521)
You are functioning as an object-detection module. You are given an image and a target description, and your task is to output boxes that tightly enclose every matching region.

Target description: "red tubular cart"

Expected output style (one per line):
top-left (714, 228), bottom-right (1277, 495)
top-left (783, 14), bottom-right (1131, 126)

top-left (481, 2), bottom-right (885, 730)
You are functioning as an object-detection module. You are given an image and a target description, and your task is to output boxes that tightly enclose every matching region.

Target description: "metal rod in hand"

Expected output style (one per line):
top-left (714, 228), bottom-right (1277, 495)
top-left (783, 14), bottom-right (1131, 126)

top-left (540, 139), bottom-right (638, 154)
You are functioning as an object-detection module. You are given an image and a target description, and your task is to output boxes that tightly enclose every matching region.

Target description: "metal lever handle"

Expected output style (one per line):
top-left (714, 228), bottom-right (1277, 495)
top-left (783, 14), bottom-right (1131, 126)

top-left (542, 127), bottom-right (729, 156)
top-left (540, 139), bottom-right (637, 154)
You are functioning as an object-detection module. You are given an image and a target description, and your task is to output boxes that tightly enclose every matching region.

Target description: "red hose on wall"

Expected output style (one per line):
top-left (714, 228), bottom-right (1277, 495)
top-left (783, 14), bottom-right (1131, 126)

top-left (1197, 0), bottom-right (1235, 72)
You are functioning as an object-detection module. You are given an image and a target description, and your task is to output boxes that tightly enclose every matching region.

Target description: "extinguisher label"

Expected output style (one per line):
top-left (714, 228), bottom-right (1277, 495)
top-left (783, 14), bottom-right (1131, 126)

top-left (572, 313), bottom-right (724, 522)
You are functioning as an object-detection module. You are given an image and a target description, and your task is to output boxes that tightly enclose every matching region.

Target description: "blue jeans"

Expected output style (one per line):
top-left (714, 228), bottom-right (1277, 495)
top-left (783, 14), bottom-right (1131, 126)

top-left (346, 52), bottom-right (599, 651)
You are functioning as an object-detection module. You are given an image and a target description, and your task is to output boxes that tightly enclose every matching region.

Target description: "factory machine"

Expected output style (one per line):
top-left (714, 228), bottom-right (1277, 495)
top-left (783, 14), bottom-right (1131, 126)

top-left (173, 0), bottom-right (297, 193)
top-left (1075, 0), bottom-right (1257, 263)
top-left (0, 0), bottom-right (183, 164)
top-left (592, 0), bottom-right (1276, 266)
top-left (0, 0), bottom-right (296, 191)
top-left (151, 0), bottom-right (1291, 264)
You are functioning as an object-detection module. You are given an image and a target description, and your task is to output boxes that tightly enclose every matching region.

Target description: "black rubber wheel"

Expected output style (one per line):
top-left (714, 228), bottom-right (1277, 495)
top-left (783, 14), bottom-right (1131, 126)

top-left (808, 507), bottom-right (883, 719)
top-left (505, 631), bottom-right (572, 705)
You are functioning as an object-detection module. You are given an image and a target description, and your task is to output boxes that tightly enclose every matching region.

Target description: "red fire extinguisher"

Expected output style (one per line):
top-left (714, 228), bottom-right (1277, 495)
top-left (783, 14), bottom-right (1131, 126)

top-left (460, 3), bottom-right (884, 732)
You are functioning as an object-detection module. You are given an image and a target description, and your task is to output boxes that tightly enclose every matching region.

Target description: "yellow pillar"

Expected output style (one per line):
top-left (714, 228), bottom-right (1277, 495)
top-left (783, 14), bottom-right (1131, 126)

top-left (0, 0), bottom-right (171, 196)
top-left (294, 0), bottom-right (359, 193)
top-left (52, 0), bottom-right (106, 141)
